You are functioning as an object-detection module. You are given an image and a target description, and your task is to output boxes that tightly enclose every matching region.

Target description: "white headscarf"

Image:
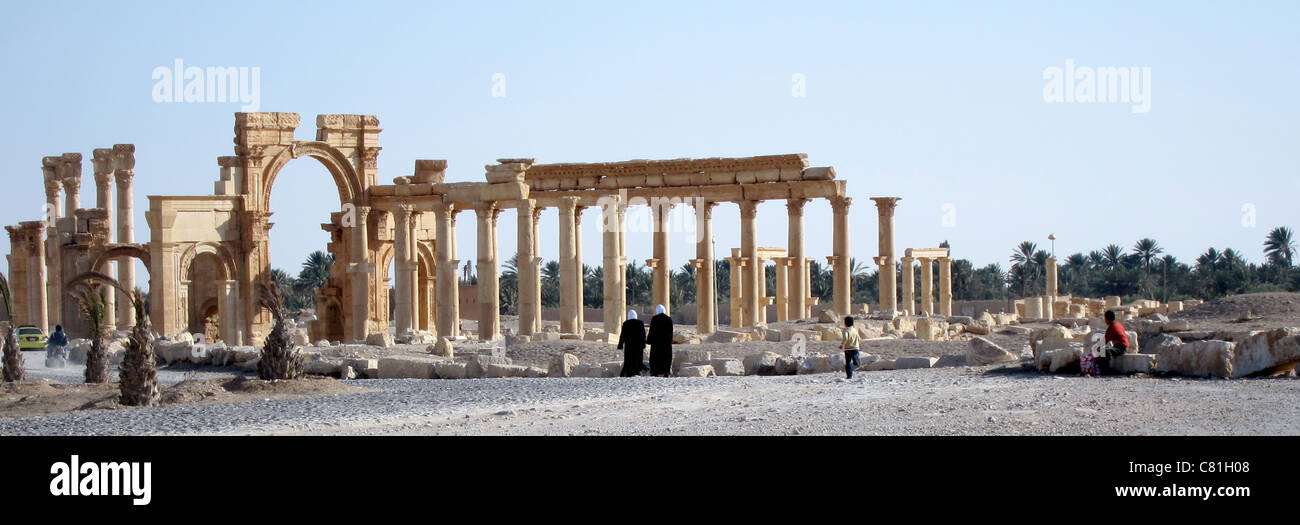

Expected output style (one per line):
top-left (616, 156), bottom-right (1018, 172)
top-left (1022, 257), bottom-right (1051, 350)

top-left (627, 309), bottom-right (638, 320)
top-left (655, 304), bottom-right (666, 315)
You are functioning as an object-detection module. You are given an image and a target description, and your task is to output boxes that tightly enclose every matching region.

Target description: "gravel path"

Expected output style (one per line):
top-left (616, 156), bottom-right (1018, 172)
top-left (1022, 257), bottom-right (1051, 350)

top-left (3, 364), bottom-right (1297, 436)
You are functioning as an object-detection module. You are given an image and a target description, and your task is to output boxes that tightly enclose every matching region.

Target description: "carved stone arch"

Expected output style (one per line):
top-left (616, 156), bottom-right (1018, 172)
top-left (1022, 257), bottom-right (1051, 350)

top-left (178, 241), bottom-right (237, 282)
top-left (90, 243), bottom-right (151, 276)
top-left (258, 141), bottom-right (363, 211)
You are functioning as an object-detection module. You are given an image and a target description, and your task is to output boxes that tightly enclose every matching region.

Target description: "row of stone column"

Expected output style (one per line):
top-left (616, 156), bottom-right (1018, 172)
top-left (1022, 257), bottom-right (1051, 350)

top-left (898, 256), bottom-right (953, 317)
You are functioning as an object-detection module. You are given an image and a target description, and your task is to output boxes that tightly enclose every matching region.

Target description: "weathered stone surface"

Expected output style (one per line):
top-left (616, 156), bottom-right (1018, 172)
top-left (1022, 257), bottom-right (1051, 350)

top-left (1111, 353), bottom-right (1155, 374)
top-left (709, 358), bottom-right (745, 376)
top-left (366, 332), bottom-right (394, 347)
top-left (504, 334), bottom-right (531, 346)
top-left (378, 356), bottom-right (441, 379)
top-left (817, 309), bottom-right (841, 323)
top-left (947, 315), bottom-right (975, 326)
top-left (967, 336), bottom-right (1018, 366)
top-left (1156, 340), bottom-right (1235, 378)
top-left (486, 363), bottom-right (530, 378)
top-left (583, 329), bottom-right (616, 343)
top-left (304, 359), bottom-right (341, 376)
top-left (892, 316), bottom-right (914, 333)
top-left (464, 355), bottom-right (512, 379)
top-left (435, 361), bottom-right (468, 379)
top-left (1037, 346), bottom-right (1082, 373)
top-left (914, 318), bottom-right (948, 341)
top-left (999, 326), bottom-right (1031, 335)
top-left (533, 331), bottom-right (561, 341)
top-left (1144, 333), bottom-right (1183, 356)
top-left (853, 353), bottom-right (882, 370)
top-left (813, 324), bottom-right (843, 342)
top-left (677, 365), bottom-right (715, 377)
top-left (706, 330), bottom-right (749, 343)
top-left (865, 358), bottom-right (895, 371)
top-left (1233, 327), bottom-right (1300, 377)
top-left (429, 337), bottom-right (455, 357)
top-left (1030, 325), bottom-right (1073, 357)
top-left (779, 327), bottom-right (820, 342)
top-left (895, 356), bottom-right (938, 369)
top-left (601, 361), bottom-right (623, 377)
top-left (1162, 319), bottom-right (1193, 332)
top-left (672, 349), bottom-right (713, 374)
top-left (524, 366), bottom-right (548, 378)
top-left (774, 356), bottom-right (801, 375)
top-left (339, 365), bottom-right (357, 380)
top-left (672, 330), bottom-right (700, 344)
top-left (743, 351), bottom-right (781, 376)
top-left (548, 353), bottom-right (580, 378)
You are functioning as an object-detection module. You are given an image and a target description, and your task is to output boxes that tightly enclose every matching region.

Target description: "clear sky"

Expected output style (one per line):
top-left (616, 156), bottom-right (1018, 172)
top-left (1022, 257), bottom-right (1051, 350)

top-left (2, 1), bottom-right (1297, 285)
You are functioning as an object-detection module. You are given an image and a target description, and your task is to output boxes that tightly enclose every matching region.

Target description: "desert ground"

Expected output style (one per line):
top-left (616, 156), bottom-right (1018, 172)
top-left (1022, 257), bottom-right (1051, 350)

top-left (1, 293), bottom-right (1298, 436)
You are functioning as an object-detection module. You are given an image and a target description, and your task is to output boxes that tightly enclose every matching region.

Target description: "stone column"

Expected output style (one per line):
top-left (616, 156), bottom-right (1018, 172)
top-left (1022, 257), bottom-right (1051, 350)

top-left (830, 196), bottom-right (852, 316)
top-left (919, 257), bottom-right (934, 316)
top-left (42, 162), bottom-right (62, 329)
top-left (728, 256), bottom-right (742, 328)
top-left (219, 281), bottom-right (239, 344)
top-left (787, 198), bottom-right (808, 320)
top-left (652, 200), bottom-right (671, 314)
top-left (60, 156), bottom-right (81, 220)
top-left (29, 224), bottom-right (48, 333)
top-left (871, 197), bottom-right (900, 312)
top-left (433, 203), bottom-right (459, 338)
top-left (114, 167), bottom-right (135, 327)
top-left (516, 200), bottom-right (538, 335)
top-left (531, 205), bottom-right (544, 331)
top-left (774, 257), bottom-right (789, 322)
top-left (573, 206), bottom-right (585, 328)
top-left (693, 200), bottom-right (716, 333)
top-left (739, 200), bottom-right (760, 327)
top-left (409, 212), bottom-right (421, 331)
top-left (558, 197), bottom-right (579, 334)
top-left (1046, 257), bottom-right (1058, 298)
top-left (476, 203), bottom-right (501, 340)
top-left (350, 206), bottom-right (371, 342)
top-left (91, 150), bottom-right (116, 332)
top-left (899, 256), bottom-right (915, 315)
top-left (939, 257), bottom-right (953, 317)
top-left (393, 205), bottom-right (414, 335)
top-left (602, 195), bottom-right (626, 336)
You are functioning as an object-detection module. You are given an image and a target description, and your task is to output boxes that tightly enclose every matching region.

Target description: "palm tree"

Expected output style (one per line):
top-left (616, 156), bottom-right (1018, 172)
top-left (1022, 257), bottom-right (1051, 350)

top-left (119, 287), bottom-right (159, 406)
top-left (298, 251), bottom-right (334, 289)
top-left (1087, 250), bottom-right (1106, 271)
top-left (1132, 238), bottom-right (1163, 271)
top-left (1010, 241), bottom-right (1037, 267)
top-left (0, 272), bottom-right (22, 382)
top-left (255, 281), bottom-right (305, 380)
top-left (1265, 226), bottom-right (1296, 267)
top-left (65, 273), bottom-right (112, 384)
top-left (1102, 244), bottom-right (1124, 270)
top-left (1196, 248), bottom-right (1221, 272)
top-left (541, 260), bottom-right (561, 308)
top-left (674, 262), bottom-right (697, 306)
top-left (584, 265), bottom-right (602, 308)
top-left (499, 254), bottom-right (519, 314)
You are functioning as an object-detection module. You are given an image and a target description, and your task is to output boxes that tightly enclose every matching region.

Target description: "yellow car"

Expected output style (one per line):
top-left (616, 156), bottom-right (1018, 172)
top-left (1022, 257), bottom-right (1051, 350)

top-left (16, 326), bottom-right (47, 350)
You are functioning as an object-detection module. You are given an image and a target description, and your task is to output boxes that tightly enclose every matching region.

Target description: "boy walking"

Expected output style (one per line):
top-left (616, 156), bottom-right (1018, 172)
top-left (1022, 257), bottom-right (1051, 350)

top-left (841, 316), bottom-right (861, 379)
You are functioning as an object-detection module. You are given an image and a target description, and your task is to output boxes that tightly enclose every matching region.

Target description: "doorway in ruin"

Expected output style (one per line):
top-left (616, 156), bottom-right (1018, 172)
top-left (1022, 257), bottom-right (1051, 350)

top-left (185, 250), bottom-right (230, 341)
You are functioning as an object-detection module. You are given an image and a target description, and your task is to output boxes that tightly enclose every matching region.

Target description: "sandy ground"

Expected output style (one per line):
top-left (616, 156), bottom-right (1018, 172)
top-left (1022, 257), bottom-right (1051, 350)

top-left (2, 292), bottom-right (1298, 435)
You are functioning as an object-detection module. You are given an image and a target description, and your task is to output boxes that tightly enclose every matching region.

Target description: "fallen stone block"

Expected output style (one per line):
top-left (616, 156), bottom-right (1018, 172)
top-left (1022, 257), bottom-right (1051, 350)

top-left (435, 361), bottom-right (468, 379)
top-left (710, 358), bottom-right (746, 376)
top-left (304, 359), bottom-right (341, 376)
top-left (865, 359), bottom-right (895, 371)
top-left (853, 353), bottom-right (882, 370)
top-left (779, 327), bottom-right (820, 342)
top-left (1233, 327), bottom-right (1300, 377)
top-left (1144, 333), bottom-right (1182, 356)
top-left (463, 355), bottom-right (512, 379)
top-left (967, 337), bottom-right (1018, 366)
top-left (428, 338), bottom-right (454, 357)
top-left (706, 330), bottom-right (750, 343)
top-left (1156, 340), bottom-right (1235, 378)
top-left (533, 331), bottom-right (561, 341)
top-left (999, 326), bottom-right (1032, 335)
top-left (339, 365), bottom-right (357, 380)
top-left (525, 366), bottom-right (548, 378)
top-left (486, 363), bottom-right (530, 378)
top-left (1037, 347), bottom-right (1082, 373)
top-left (672, 330), bottom-right (701, 344)
top-left (366, 332), bottom-right (394, 348)
top-left (1162, 319), bottom-right (1193, 333)
top-left (672, 349), bottom-right (712, 374)
top-left (774, 356), bottom-right (801, 375)
top-left (742, 352), bottom-right (781, 376)
top-left (548, 353), bottom-right (580, 378)
top-left (817, 309), bottom-right (841, 323)
top-left (1111, 354), bottom-right (1155, 374)
top-left (378, 356), bottom-right (441, 379)
top-left (677, 365), bottom-right (715, 377)
top-left (895, 356), bottom-right (938, 369)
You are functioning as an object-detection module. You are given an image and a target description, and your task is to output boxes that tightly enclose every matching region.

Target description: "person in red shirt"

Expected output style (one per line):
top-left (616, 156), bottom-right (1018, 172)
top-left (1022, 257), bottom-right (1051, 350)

top-left (1103, 310), bottom-right (1129, 352)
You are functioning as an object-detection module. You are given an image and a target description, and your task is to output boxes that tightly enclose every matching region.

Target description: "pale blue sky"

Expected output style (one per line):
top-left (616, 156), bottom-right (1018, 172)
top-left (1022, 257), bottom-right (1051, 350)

top-left (2, 1), bottom-right (1297, 284)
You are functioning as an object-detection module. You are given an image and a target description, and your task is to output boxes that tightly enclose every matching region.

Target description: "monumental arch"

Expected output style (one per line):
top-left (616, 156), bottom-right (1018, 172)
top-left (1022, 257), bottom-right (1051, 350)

top-left (7, 112), bottom-right (905, 346)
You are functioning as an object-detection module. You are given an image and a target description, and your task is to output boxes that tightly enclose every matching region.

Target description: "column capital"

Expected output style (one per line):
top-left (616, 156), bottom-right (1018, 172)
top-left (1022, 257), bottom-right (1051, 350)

top-left (870, 197), bottom-right (901, 216)
top-left (111, 144), bottom-right (136, 170)
top-left (696, 199), bottom-right (717, 220)
top-left (394, 203), bottom-right (414, 219)
top-left (91, 149), bottom-right (114, 182)
top-left (558, 196), bottom-right (579, 212)
top-left (114, 169), bottom-right (134, 187)
top-left (61, 175), bottom-right (81, 194)
top-left (829, 196), bottom-right (852, 214)
top-left (44, 177), bottom-right (62, 199)
top-left (825, 256), bottom-right (840, 265)
top-left (355, 204), bottom-right (371, 219)
top-left (786, 197), bottom-right (809, 215)
top-left (738, 200), bottom-right (758, 219)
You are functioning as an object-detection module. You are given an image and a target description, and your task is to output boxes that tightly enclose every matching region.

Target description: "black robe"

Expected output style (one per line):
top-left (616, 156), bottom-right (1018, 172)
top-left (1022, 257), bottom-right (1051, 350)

top-left (647, 313), bottom-right (674, 376)
top-left (617, 318), bottom-right (647, 377)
